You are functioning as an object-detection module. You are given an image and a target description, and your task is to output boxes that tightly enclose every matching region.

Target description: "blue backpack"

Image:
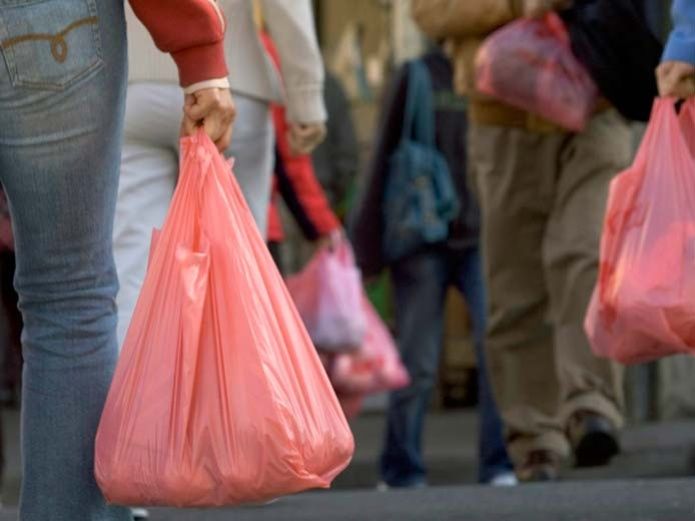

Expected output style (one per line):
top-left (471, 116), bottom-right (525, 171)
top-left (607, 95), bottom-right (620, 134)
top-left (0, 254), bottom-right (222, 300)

top-left (382, 60), bottom-right (459, 263)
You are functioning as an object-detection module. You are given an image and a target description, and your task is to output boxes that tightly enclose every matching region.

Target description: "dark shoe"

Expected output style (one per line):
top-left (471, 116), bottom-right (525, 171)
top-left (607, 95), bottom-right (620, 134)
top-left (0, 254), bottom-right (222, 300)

top-left (567, 410), bottom-right (620, 468)
top-left (516, 450), bottom-right (560, 482)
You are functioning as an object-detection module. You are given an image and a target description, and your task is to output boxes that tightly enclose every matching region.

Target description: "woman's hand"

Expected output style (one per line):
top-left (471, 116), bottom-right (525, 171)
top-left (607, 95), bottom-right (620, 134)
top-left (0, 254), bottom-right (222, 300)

top-left (181, 88), bottom-right (236, 152)
top-left (288, 122), bottom-right (327, 156)
top-left (656, 61), bottom-right (695, 99)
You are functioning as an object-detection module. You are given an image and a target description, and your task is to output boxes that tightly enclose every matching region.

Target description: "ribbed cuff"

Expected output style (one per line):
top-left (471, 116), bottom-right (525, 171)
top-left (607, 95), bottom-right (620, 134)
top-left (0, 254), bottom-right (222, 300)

top-left (663, 33), bottom-right (695, 65)
top-left (285, 86), bottom-right (327, 124)
top-left (171, 40), bottom-right (228, 88)
top-left (183, 77), bottom-right (230, 95)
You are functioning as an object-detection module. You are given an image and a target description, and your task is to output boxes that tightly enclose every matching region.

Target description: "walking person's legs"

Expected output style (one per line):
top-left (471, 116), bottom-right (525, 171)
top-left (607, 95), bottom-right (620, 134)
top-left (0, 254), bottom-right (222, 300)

top-left (454, 247), bottom-right (515, 484)
top-left (0, 1), bottom-right (132, 518)
top-left (114, 83), bottom-right (182, 346)
top-left (543, 109), bottom-right (631, 466)
top-left (224, 95), bottom-right (274, 239)
top-left (380, 252), bottom-right (448, 487)
top-left (470, 124), bottom-right (568, 479)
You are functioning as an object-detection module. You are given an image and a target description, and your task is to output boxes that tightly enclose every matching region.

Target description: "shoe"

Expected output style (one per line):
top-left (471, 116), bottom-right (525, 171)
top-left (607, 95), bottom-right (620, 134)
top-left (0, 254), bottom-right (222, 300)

top-left (567, 410), bottom-right (620, 468)
top-left (516, 450), bottom-right (560, 482)
top-left (488, 471), bottom-right (518, 487)
top-left (131, 507), bottom-right (149, 520)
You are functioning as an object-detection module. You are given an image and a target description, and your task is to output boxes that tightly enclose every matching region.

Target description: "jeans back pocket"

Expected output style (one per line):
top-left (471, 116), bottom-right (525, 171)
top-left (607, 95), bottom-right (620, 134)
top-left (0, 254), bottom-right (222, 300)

top-left (0, 0), bottom-right (102, 91)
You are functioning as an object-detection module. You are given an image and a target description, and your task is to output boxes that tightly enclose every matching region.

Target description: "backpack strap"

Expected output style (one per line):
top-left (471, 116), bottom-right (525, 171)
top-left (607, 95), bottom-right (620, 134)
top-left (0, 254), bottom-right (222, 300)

top-left (401, 59), bottom-right (436, 148)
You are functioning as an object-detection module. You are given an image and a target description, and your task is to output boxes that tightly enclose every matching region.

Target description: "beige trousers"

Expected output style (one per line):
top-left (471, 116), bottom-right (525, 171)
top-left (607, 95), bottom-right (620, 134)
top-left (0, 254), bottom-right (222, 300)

top-left (469, 110), bottom-right (633, 465)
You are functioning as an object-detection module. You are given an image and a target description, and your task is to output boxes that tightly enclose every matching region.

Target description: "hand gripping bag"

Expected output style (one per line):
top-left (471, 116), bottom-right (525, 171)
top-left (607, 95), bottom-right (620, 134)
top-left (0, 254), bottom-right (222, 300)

top-left (475, 13), bottom-right (598, 132)
top-left (585, 99), bottom-right (695, 364)
top-left (285, 238), bottom-right (366, 353)
top-left (95, 130), bottom-right (354, 507)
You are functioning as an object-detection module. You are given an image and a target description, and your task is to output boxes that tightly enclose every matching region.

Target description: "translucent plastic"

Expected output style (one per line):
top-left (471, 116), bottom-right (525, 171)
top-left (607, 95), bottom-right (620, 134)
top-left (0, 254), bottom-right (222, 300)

top-left (95, 130), bottom-right (354, 507)
top-left (330, 294), bottom-right (410, 397)
top-left (285, 239), bottom-right (366, 353)
top-left (585, 99), bottom-right (695, 364)
top-left (475, 13), bottom-right (598, 132)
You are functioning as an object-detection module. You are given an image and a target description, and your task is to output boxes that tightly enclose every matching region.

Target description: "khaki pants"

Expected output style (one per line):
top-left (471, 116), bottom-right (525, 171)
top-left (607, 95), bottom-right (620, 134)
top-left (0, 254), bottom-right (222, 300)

top-left (469, 110), bottom-right (632, 465)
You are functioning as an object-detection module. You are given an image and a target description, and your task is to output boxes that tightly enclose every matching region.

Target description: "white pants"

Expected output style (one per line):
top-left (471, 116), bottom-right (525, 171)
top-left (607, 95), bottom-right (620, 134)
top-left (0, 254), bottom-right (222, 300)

top-left (114, 82), bottom-right (274, 345)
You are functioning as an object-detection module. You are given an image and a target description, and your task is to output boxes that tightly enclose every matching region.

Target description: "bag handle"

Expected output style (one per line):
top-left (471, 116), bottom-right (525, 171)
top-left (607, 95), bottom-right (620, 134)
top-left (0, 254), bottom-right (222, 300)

top-left (401, 59), bottom-right (437, 148)
top-left (544, 12), bottom-right (571, 47)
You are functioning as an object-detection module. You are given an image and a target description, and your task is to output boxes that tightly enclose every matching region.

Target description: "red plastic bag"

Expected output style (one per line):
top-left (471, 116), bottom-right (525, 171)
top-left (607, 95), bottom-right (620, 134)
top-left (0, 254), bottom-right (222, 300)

top-left (475, 13), bottom-right (598, 131)
top-left (285, 238), bottom-right (366, 353)
top-left (95, 130), bottom-right (354, 507)
top-left (585, 99), bottom-right (695, 364)
top-left (330, 294), bottom-right (410, 397)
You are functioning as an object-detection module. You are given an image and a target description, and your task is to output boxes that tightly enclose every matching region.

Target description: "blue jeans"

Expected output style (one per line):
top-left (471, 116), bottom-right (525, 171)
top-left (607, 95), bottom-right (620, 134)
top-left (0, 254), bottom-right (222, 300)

top-left (380, 247), bottom-right (512, 485)
top-left (0, 1), bottom-right (131, 519)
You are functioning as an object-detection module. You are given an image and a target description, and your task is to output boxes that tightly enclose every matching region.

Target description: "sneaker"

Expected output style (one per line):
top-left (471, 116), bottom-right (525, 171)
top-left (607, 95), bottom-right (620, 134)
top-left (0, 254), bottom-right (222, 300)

top-left (517, 450), bottom-right (560, 482)
top-left (567, 410), bottom-right (620, 468)
top-left (131, 507), bottom-right (149, 520)
top-left (489, 471), bottom-right (518, 487)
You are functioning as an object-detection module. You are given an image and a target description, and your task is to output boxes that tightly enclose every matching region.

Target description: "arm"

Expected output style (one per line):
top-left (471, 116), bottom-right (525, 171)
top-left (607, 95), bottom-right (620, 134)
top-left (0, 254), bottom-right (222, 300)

top-left (129, 0), bottom-right (234, 149)
top-left (273, 105), bottom-right (341, 241)
top-left (411, 0), bottom-right (520, 40)
top-left (129, 0), bottom-right (228, 89)
top-left (656, 0), bottom-right (695, 97)
top-left (261, 0), bottom-right (326, 123)
top-left (663, 0), bottom-right (695, 65)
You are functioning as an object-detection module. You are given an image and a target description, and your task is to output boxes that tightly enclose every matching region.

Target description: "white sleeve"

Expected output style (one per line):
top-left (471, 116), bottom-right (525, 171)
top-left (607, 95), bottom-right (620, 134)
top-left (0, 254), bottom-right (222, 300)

top-left (262, 0), bottom-right (327, 123)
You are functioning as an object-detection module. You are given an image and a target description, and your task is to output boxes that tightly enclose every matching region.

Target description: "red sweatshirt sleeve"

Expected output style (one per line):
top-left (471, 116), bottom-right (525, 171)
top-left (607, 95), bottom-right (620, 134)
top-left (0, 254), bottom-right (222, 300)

top-left (128, 0), bottom-right (228, 87)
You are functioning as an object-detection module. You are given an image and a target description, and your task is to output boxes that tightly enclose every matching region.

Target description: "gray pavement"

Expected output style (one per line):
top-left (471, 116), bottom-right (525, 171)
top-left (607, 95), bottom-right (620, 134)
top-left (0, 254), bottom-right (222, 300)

top-left (1, 409), bottom-right (694, 519)
top-left (1, 479), bottom-right (695, 520)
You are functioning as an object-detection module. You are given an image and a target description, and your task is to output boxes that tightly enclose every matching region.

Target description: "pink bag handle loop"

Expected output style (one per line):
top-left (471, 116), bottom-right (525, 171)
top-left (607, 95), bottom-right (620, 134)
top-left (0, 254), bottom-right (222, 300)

top-left (544, 12), bottom-right (570, 47)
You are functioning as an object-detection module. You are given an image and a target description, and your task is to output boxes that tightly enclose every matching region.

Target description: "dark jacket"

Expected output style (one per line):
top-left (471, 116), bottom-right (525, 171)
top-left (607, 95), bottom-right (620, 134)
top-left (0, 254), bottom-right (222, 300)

top-left (311, 72), bottom-right (360, 209)
top-left (350, 49), bottom-right (480, 278)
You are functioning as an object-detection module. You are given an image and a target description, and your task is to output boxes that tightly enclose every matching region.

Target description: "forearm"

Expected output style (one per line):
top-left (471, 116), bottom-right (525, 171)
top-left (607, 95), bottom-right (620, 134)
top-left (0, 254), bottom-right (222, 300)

top-left (263, 0), bottom-right (326, 122)
top-left (128, 0), bottom-right (228, 87)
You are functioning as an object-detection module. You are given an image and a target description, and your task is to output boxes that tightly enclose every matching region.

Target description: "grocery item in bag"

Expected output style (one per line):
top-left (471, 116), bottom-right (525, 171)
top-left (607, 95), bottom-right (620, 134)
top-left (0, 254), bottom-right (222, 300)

top-left (585, 99), bottom-right (695, 364)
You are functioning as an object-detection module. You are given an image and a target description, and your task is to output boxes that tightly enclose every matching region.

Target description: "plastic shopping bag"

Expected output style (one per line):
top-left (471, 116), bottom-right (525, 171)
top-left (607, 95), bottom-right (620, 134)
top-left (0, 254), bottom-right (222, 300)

top-left (475, 13), bottom-right (598, 132)
top-left (285, 238), bottom-right (366, 353)
top-left (330, 294), bottom-right (410, 397)
top-left (95, 130), bottom-right (354, 507)
top-left (585, 99), bottom-right (695, 364)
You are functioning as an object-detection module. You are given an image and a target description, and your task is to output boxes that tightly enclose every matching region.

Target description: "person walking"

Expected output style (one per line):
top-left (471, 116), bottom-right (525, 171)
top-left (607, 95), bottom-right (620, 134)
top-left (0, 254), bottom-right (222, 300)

top-left (412, 0), bottom-right (631, 481)
top-left (114, 0), bottom-right (327, 347)
top-left (0, 1), bottom-right (234, 519)
top-left (351, 45), bottom-right (515, 488)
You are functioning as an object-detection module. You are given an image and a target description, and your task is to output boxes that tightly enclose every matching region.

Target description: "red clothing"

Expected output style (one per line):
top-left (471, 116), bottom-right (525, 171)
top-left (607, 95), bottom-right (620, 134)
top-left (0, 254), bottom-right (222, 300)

top-left (260, 32), bottom-right (340, 243)
top-left (268, 104), bottom-right (341, 242)
top-left (129, 0), bottom-right (227, 87)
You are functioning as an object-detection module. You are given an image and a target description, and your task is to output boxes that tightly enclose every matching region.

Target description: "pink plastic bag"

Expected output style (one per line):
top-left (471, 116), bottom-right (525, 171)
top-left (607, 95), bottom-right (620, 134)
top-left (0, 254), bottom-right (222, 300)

top-left (285, 239), bottom-right (366, 352)
top-left (95, 130), bottom-right (354, 507)
top-left (330, 294), bottom-right (410, 397)
top-left (475, 13), bottom-right (598, 131)
top-left (585, 99), bottom-right (695, 364)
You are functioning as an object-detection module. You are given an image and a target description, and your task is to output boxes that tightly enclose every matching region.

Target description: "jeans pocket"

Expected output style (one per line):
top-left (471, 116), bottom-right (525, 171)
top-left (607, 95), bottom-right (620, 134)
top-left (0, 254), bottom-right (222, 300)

top-left (0, 0), bottom-right (102, 91)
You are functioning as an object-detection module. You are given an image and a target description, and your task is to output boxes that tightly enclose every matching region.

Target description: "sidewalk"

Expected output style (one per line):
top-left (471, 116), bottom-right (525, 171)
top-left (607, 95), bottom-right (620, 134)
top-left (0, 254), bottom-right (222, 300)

top-left (1, 479), bottom-right (694, 520)
top-left (1, 409), bottom-right (694, 519)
